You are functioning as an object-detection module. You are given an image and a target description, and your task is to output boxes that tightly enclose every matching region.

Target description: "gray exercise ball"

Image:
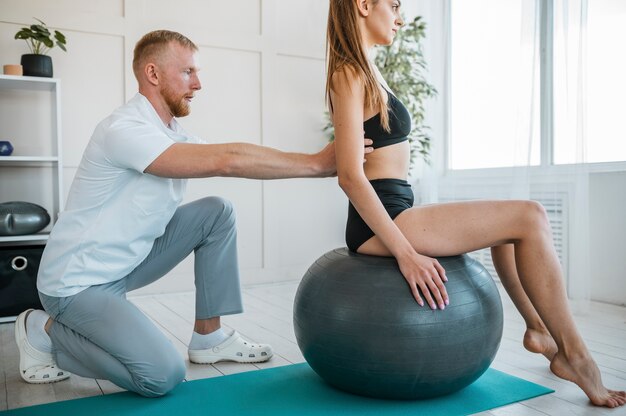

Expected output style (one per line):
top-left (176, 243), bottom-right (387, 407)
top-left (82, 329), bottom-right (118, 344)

top-left (293, 248), bottom-right (503, 400)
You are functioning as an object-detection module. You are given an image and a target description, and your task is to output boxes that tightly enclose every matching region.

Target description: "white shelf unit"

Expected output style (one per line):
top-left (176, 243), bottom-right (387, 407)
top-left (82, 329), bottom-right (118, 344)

top-left (0, 74), bottom-right (63, 246)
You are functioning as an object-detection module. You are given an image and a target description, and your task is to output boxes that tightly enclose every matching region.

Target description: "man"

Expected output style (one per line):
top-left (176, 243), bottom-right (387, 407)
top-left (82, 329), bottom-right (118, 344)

top-left (14, 30), bottom-right (371, 397)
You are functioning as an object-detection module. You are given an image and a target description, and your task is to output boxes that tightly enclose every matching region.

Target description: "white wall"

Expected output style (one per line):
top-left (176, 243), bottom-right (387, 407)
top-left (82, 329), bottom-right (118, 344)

top-left (0, 0), bottom-right (347, 294)
top-left (2, 0), bottom-right (624, 305)
top-left (589, 172), bottom-right (626, 305)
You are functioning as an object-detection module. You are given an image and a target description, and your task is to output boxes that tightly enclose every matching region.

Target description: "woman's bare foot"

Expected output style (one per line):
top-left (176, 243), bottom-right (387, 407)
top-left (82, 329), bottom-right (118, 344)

top-left (550, 351), bottom-right (626, 408)
top-left (523, 328), bottom-right (558, 361)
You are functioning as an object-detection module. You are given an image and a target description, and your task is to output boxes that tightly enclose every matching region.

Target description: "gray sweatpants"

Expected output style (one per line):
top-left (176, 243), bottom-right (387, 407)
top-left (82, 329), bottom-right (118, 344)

top-left (39, 197), bottom-right (243, 397)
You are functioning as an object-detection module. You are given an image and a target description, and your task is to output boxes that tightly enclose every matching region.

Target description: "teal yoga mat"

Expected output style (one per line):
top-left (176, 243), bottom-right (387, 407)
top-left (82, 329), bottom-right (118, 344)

top-left (2, 363), bottom-right (553, 415)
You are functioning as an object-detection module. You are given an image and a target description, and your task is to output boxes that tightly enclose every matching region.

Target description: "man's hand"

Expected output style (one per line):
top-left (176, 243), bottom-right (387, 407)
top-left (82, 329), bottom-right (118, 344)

top-left (363, 138), bottom-right (374, 161)
top-left (317, 138), bottom-right (374, 177)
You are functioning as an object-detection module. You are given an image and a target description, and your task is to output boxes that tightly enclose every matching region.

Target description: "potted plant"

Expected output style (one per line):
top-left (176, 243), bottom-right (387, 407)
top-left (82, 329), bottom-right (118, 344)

top-left (324, 15), bottom-right (437, 167)
top-left (14, 18), bottom-right (67, 77)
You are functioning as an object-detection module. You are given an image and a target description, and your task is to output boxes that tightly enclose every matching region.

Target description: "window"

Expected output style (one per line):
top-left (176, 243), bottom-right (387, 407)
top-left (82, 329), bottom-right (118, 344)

top-left (450, 0), bottom-right (626, 169)
top-left (554, 0), bottom-right (626, 164)
top-left (450, 0), bottom-right (540, 169)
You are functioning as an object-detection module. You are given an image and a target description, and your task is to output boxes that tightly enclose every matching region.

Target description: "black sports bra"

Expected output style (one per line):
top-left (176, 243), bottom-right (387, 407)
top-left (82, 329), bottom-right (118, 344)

top-left (364, 89), bottom-right (411, 149)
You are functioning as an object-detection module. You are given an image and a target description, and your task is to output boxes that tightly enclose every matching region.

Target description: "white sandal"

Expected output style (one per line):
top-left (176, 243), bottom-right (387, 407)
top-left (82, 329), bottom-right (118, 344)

top-left (14, 309), bottom-right (70, 384)
top-left (189, 331), bottom-right (273, 364)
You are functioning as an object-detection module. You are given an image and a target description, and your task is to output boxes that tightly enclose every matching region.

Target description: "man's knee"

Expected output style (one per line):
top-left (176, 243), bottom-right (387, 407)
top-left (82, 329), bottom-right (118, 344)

top-left (201, 196), bottom-right (235, 229)
top-left (134, 355), bottom-right (186, 398)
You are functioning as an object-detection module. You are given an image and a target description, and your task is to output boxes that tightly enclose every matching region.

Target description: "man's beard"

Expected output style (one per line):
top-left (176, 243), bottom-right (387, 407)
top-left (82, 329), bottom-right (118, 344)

top-left (162, 84), bottom-right (191, 118)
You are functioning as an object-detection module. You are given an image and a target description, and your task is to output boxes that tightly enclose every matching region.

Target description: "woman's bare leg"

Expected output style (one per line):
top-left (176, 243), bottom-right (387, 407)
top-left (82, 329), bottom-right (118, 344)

top-left (491, 244), bottom-right (557, 360)
top-left (358, 200), bottom-right (626, 408)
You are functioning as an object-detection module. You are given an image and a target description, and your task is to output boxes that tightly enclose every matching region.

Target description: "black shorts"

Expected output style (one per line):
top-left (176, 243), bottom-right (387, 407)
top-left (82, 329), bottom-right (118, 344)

top-left (345, 178), bottom-right (414, 252)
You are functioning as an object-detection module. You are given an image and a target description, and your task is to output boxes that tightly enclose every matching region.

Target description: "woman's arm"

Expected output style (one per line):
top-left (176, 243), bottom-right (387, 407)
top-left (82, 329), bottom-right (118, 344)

top-left (331, 69), bottom-right (448, 309)
top-left (332, 70), bottom-right (412, 256)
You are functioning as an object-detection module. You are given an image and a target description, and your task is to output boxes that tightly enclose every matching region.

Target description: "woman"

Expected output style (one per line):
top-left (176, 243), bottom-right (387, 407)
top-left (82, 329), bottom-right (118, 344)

top-left (326, 0), bottom-right (625, 408)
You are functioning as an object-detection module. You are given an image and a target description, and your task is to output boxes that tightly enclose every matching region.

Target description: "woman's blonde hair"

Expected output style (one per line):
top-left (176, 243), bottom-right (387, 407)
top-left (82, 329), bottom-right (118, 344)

top-left (326, 0), bottom-right (389, 131)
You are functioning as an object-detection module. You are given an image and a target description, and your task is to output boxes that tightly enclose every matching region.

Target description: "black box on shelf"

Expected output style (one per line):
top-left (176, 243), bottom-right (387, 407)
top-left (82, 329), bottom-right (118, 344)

top-left (0, 245), bottom-right (44, 319)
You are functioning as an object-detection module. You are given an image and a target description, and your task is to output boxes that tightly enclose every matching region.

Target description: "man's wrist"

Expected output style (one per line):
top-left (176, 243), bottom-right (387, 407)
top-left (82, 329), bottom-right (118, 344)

top-left (309, 152), bottom-right (331, 177)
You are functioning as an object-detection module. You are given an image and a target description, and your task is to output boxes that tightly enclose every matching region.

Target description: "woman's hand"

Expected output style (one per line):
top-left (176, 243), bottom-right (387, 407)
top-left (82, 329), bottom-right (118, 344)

top-left (397, 252), bottom-right (449, 310)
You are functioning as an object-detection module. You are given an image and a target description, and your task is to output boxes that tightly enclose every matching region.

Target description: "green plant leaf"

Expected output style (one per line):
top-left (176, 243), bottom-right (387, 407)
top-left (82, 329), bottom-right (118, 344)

top-left (54, 30), bottom-right (66, 43)
top-left (54, 31), bottom-right (67, 51)
top-left (31, 24), bottom-right (51, 37)
top-left (41, 37), bottom-right (54, 48)
top-left (14, 17), bottom-right (67, 54)
top-left (14, 29), bottom-right (34, 40)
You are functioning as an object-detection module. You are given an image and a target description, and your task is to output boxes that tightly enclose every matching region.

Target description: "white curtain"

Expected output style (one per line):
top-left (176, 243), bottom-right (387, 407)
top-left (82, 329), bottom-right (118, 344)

top-left (554, 0), bottom-right (590, 310)
top-left (416, 0), bottom-right (591, 307)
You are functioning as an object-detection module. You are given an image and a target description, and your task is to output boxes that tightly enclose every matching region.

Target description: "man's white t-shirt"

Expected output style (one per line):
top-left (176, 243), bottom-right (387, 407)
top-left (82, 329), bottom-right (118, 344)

top-left (38, 93), bottom-right (202, 297)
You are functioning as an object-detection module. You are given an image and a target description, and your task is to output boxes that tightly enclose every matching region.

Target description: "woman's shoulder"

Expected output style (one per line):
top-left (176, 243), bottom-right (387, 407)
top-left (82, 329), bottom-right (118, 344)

top-left (331, 64), bottom-right (365, 95)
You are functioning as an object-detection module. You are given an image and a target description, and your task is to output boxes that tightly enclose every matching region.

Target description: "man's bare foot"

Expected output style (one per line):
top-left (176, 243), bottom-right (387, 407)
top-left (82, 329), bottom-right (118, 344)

top-left (523, 328), bottom-right (558, 361)
top-left (550, 351), bottom-right (626, 408)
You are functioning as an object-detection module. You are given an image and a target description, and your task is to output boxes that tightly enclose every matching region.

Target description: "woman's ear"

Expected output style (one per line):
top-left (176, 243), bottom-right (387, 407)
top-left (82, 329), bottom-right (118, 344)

top-left (356, 0), bottom-right (370, 17)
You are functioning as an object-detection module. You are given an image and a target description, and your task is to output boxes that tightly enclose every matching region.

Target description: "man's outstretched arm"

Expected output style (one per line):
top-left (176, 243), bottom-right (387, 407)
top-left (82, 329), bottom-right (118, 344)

top-left (145, 140), bottom-right (372, 180)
